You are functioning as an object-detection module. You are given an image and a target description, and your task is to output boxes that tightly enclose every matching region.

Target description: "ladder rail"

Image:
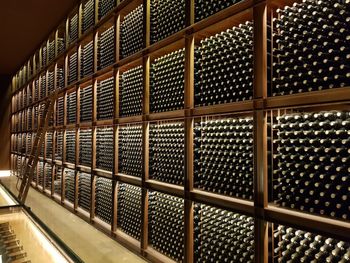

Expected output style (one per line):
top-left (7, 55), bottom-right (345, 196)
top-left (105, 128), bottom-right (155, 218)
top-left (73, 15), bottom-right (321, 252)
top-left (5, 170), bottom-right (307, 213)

top-left (17, 90), bottom-right (58, 203)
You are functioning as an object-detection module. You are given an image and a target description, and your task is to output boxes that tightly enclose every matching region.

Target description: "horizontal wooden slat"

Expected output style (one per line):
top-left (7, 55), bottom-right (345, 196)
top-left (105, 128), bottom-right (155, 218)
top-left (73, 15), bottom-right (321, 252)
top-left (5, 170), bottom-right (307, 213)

top-left (192, 101), bottom-right (255, 117)
top-left (116, 174), bottom-right (142, 186)
top-left (145, 180), bottom-right (184, 198)
top-left (265, 87), bottom-right (350, 110)
top-left (190, 189), bottom-right (255, 216)
top-left (265, 205), bottom-right (350, 242)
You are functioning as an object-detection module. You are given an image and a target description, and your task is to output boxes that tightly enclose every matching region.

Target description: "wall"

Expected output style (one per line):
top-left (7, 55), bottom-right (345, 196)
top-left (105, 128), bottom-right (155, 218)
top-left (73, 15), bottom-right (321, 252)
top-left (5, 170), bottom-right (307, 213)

top-left (0, 75), bottom-right (11, 170)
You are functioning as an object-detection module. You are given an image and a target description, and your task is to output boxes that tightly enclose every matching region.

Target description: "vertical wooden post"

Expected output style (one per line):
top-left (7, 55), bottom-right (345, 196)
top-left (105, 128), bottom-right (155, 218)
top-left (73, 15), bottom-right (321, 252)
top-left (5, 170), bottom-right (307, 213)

top-left (64, 55), bottom-right (69, 88)
top-left (64, 92), bottom-right (68, 127)
top-left (77, 86), bottom-right (81, 125)
top-left (185, 0), bottom-right (195, 27)
top-left (184, 32), bottom-right (195, 263)
top-left (141, 54), bottom-right (150, 253)
top-left (76, 127), bottom-right (80, 167)
top-left (113, 123), bottom-right (119, 233)
top-left (253, 3), bottom-right (268, 263)
top-left (78, 4), bottom-right (83, 39)
top-left (143, 0), bottom-right (150, 48)
top-left (112, 180), bottom-right (119, 232)
top-left (91, 174), bottom-right (96, 220)
top-left (75, 170), bottom-right (79, 210)
top-left (114, 69), bottom-right (120, 120)
top-left (95, 0), bottom-right (99, 25)
top-left (61, 167), bottom-right (65, 203)
top-left (55, 30), bottom-right (59, 58)
top-left (94, 32), bottom-right (99, 74)
top-left (39, 48), bottom-right (43, 70)
top-left (65, 18), bottom-right (70, 48)
top-left (115, 14), bottom-right (120, 63)
top-left (92, 127), bottom-right (97, 171)
top-left (78, 45), bottom-right (82, 81)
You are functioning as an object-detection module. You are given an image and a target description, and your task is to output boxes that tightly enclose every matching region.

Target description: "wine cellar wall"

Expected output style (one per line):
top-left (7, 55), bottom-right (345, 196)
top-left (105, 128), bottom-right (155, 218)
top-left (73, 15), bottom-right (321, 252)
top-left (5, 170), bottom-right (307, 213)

top-left (10, 0), bottom-right (350, 262)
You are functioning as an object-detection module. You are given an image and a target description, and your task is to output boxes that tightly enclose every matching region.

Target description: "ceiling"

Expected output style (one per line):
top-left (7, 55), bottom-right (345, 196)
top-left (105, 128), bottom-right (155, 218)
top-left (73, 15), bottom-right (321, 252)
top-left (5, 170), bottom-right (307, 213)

top-left (0, 0), bottom-right (80, 75)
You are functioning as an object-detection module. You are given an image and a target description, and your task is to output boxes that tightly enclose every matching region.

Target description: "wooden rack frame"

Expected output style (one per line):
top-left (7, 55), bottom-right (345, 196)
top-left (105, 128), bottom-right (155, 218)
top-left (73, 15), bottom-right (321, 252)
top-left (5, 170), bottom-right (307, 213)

top-left (10, 0), bottom-right (350, 262)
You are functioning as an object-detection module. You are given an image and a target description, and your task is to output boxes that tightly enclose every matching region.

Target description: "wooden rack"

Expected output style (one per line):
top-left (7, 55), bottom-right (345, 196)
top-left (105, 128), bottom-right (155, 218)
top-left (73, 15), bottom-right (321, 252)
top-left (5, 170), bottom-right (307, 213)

top-left (10, 0), bottom-right (350, 262)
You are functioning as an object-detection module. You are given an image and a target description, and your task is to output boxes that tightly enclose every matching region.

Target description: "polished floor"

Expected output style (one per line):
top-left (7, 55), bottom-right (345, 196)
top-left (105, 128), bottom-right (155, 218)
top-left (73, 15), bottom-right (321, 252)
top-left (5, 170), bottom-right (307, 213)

top-left (0, 176), bottom-right (147, 263)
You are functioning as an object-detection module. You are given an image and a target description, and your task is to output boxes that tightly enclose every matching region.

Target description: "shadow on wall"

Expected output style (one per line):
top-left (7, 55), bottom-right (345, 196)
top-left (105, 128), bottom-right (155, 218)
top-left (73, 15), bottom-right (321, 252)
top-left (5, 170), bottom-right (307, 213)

top-left (0, 75), bottom-right (11, 170)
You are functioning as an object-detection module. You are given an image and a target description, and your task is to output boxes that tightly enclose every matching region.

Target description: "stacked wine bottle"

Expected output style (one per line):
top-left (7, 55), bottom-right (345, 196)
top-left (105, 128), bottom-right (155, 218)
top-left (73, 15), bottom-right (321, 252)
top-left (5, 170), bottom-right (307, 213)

top-left (48, 40), bottom-right (55, 63)
top-left (39, 133), bottom-right (44, 157)
top-left (40, 75), bottom-right (46, 99)
top-left (148, 191), bottom-right (184, 262)
top-left (273, 111), bottom-right (350, 220)
top-left (57, 68), bottom-right (65, 89)
top-left (195, 21), bottom-right (253, 106)
top-left (194, 203), bottom-right (255, 263)
top-left (119, 66), bottom-right (143, 117)
top-left (39, 103), bottom-right (45, 125)
top-left (68, 53), bottom-right (78, 84)
top-left (117, 183), bottom-right (142, 240)
top-left (54, 166), bottom-right (62, 195)
top-left (118, 124), bottom-right (142, 177)
top-left (69, 14), bottom-right (79, 43)
top-left (46, 131), bottom-right (53, 159)
top-left (38, 161), bottom-right (44, 187)
top-left (195, 0), bottom-right (244, 22)
top-left (34, 79), bottom-right (39, 101)
top-left (33, 106), bottom-right (38, 129)
top-left (48, 71), bottom-right (54, 94)
top-left (194, 117), bottom-right (254, 199)
top-left (80, 85), bottom-right (93, 122)
top-left (274, 225), bottom-right (350, 262)
top-left (273, 0), bottom-right (350, 96)
top-left (150, 0), bottom-right (185, 43)
top-left (96, 127), bottom-right (113, 171)
top-left (98, 0), bottom-right (115, 20)
top-left (45, 163), bottom-right (52, 190)
top-left (95, 176), bottom-right (113, 224)
top-left (57, 37), bottom-right (65, 55)
top-left (55, 131), bottom-right (63, 161)
top-left (26, 133), bottom-right (32, 154)
top-left (33, 163), bottom-right (38, 184)
top-left (42, 46), bottom-right (47, 68)
top-left (98, 26), bottom-right (115, 69)
top-left (28, 111), bottom-right (33, 130)
top-left (28, 88), bottom-right (32, 105)
top-left (120, 5), bottom-right (144, 59)
top-left (150, 49), bottom-right (185, 113)
top-left (149, 122), bottom-right (184, 185)
top-left (79, 129), bottom-right (92, 166)
top-left (82, 0), bottom-right (95, 33)
top-left (78, 172), bottom-right (91, 211)
top-left (22, 134), bottom-right (26, 153)
top-left (65, 130), bottom-right (76, 163)
top-left (64, 168), bottom-right (76, 203)
top-left (67, 91), bottom-right (77, 124)
top-left (97, 77), bottom-right (114, 120)
top-left (81, 41), bottom-right (94, 77)
top-left (56, 97), bottom-right (64, 126)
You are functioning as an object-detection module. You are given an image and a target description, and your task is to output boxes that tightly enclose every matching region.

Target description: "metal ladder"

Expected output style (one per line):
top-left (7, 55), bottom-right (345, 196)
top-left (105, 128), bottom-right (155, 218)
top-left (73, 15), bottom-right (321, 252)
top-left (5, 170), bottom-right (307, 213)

top-left (17, 90), bottom-right (58, 203)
